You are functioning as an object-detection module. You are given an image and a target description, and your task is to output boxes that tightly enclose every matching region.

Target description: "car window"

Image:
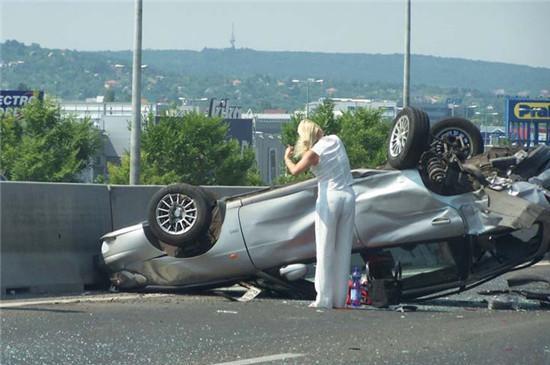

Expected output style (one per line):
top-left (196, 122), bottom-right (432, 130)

top-left (393, 242), bottom-right (457, 278)
top-left (364, 239), bottom-right (467, 295)
top-left (471, 223), bottom-right (543, 278)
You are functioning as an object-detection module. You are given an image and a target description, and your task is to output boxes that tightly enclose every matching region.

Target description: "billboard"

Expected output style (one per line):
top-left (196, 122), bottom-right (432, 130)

top-left (505, 98), bottom-right (550, 146)
top-left (225, 118), bottom-right (253, 146)
top-left (0, 90), bottom-right (44, 111)
top-left (506, 98), bottom-right (550, 124)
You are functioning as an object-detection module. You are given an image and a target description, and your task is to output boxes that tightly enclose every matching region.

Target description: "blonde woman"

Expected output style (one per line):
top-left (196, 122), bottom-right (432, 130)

top-left (284, 119), bottom-right (356, 309)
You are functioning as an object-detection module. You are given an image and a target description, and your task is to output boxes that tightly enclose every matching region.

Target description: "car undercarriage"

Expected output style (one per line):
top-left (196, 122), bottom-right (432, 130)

top-left (100, 107), bottom-right (550, 306)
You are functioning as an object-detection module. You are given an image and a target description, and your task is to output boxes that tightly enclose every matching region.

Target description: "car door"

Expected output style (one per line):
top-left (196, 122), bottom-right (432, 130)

top-left (238, 179), bottom-right (319, 270)
top-left (352, 169), bottom-right (466, 249)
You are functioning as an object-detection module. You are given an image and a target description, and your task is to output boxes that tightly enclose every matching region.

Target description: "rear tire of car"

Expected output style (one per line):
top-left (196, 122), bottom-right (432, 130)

top-left (147, 183), bottom-right (212, 247)
top-left (387, 107), bottom-right (430, 169)
top-left (430, 117), bottom-right (484, 160)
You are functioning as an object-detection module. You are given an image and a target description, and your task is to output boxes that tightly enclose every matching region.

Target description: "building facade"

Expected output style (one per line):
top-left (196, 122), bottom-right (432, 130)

top-left (306, 98), bottom-right (398, 119)
top-left (242, 111), bottom-right (293, 185)
top-left (60, 101), bottom-right (157, 182)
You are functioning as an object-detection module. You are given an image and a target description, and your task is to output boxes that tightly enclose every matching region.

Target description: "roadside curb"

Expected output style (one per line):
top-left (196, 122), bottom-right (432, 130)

top-left (0, 293), bottom-right (173, 309)
top-left (0, 285), bottom-right (247, 308)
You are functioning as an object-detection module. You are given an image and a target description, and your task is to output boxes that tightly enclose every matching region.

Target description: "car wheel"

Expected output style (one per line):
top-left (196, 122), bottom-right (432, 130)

top-left (147, 183), bottom-right (212, 247)
top-left (387, 107), bottom-right (430, 169)
top-left (431, 117), bottom-right (483, 160)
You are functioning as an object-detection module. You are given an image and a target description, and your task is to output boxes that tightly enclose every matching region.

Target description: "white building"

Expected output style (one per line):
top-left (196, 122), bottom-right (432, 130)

top-left (60, 100), bottom-right (157, 182)
top-left (242, 110), bottom-right (293, 185)
top-left (306, 97), bottom-right (398, 119)
top-left (61, 100), bottom-right (156, 124)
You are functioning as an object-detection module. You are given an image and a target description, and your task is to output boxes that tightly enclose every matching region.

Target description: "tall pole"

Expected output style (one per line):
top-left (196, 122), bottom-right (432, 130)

top-left (306, 81), bottom-right (310, 118)
top-left (402, 0), bottom-right (411, 108)
top-left (130, 0), bottom-right (143, 185)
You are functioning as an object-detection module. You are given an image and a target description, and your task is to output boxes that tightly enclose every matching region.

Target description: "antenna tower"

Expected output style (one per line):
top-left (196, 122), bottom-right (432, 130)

top-left (230, 23), bottom-right (236, 49)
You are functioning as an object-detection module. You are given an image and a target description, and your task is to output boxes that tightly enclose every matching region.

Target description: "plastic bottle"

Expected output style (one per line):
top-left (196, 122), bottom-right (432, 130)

top-left (350, 265), bottom-right (362, 308)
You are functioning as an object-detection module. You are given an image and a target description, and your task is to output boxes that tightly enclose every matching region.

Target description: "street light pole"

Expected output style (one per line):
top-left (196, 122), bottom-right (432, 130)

top-left (130, 0), bottom-right (143, 185)
top-left (293, 78), bottom-right (323, 117)
top-left (306, 81), bottom-right (310, 117)
top-left (402, 0), bottom-right (411, 108)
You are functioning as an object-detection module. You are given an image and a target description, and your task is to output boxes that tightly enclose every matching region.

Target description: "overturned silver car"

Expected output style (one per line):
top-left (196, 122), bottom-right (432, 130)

top-left (101, 107), bottom-right (550, 301)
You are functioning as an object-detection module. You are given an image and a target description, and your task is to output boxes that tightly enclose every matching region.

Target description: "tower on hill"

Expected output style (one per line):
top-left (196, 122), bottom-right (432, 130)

top-left (230, 23), bottom-right (236, 50)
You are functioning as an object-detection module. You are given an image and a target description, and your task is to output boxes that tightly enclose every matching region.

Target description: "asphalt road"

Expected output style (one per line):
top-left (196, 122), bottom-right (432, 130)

top-left (2, 266), bottom-right (550, 365)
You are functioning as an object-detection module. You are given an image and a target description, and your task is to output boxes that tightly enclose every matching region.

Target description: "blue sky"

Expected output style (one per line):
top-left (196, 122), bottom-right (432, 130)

top-left (1, 0), bottom-right (549, 68)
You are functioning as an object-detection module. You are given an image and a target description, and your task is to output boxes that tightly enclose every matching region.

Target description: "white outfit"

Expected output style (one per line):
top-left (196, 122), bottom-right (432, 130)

top-left (310, 135), bottom-right (356, 308)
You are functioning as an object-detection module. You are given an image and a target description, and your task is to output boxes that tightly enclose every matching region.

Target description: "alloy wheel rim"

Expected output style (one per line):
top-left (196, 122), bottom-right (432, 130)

top-left (389, 115), bottom-right (410, 158)
top-left (156, 193), bottom-right (197, 235)
top-left (435, 127), bottom-right (473, 158)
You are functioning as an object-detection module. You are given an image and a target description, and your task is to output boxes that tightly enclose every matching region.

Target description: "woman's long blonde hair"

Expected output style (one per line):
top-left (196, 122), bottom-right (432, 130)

top-left (294, 119), bottom-right (323, 158)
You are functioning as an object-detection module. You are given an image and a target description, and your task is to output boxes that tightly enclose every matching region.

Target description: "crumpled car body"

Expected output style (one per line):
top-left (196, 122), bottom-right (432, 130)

top-left (101, 161), bottom-right (550, 300)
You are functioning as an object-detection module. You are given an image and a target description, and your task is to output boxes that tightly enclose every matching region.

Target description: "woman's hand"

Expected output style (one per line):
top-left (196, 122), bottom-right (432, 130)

top-left (285, 149), bottom-right (319, 176)
top-left (285, 145), bottom-right (294, 160)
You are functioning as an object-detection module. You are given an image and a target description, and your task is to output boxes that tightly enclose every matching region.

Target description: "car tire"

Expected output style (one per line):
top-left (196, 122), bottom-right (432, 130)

top-left (147, 183), bottom-right (212, 247)
top-left (431, 117), bottom-right (484, 160)
top-left (387, 107), bottom-right (430, 169)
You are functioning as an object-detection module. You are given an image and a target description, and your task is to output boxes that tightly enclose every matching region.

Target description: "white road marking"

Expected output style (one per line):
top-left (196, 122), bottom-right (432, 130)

top-left (210, 353), bottom-right (306, 365)
top-left (0, 293), bottom-right (172, 309)
top-left (534, 261), bottom-right (550, 267)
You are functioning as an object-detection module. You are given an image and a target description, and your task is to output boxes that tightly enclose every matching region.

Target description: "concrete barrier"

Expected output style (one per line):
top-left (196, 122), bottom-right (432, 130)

top-left (0, 182), bottom-right (263, 297)
top-left (1, 182), bottom-right (112, 296)
top-left (109, 185), bottom-right (262, 230)
top-left (109, 185), bottom-right (162, 230)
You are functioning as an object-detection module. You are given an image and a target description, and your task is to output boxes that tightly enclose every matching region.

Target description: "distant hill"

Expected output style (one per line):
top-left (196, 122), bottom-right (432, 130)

top-left (100, 48), bottom-right (550, 92)
top-left (1, 40), bottom-right (549, 111)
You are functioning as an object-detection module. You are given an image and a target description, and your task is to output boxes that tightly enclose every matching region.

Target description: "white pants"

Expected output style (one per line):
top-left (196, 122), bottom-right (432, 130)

top-left (313, 186), bottom-right (356, 308)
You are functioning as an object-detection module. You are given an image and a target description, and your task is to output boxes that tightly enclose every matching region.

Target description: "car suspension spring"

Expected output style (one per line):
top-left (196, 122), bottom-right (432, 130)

top-left (426, 156), bottom-right (447, 183)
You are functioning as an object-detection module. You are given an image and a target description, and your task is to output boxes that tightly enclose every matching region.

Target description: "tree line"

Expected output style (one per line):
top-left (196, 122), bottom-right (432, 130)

top-left (0, 99), bottom-right (390, 185)
top-left (3, 40), bottom-right (546, 115)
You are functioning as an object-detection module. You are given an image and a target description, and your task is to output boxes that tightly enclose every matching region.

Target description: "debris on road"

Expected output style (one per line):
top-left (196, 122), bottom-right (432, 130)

top-left (236, 283), bottom-right (263, 302)
top-left (216, 310), bottom-right (238, 314)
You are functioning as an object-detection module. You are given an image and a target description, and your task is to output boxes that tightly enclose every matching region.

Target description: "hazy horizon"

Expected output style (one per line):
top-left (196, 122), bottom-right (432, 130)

top-left (1, 0), bottom-right (549, 68)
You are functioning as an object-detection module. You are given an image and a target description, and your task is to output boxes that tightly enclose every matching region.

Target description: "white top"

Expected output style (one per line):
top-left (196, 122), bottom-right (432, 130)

top-left (310, 135), bottom-right (353, 191)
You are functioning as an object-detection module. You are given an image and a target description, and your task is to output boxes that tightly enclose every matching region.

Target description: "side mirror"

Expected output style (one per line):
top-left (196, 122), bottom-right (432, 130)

top-left (279, 263), bottom-right (308, 281)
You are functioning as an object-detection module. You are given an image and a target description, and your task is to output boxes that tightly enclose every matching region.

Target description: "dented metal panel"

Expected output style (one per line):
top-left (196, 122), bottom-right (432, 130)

top-left (453, 184), bottom-right (549, 236)
top-left (239, 187), bottom-right (318, 269)
top-left (102, 203), bottom-right (256, 287)
top-left (101, 157), bottom-right (550, 293)
top-left (353, 169), bottom-right (465, 248)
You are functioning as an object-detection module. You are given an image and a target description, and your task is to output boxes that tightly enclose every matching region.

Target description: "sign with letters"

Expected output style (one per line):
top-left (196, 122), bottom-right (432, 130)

top-left (506, 98), bottom-right (550, 123)
top-left (506, 97), bottom-right (550, 146)
top-left (0, 90), bottom-right (44, 111)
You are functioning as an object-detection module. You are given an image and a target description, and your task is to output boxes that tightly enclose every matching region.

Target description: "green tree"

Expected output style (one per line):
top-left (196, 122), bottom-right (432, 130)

top-left (16, 82), bottom-right (29, 91)
top-left (0, 98), bottom-right (102, 181)
top-left (281, 99), bottom-right (339, 148)
top-left (277, 103), bottom-right (389, 183)
top-left (108, 113), bottom-right (261, 185)
top-left (312, 99), bottom-right (339, 135)
top-left (278, 100), bottom-right (342, 184)
top-left (278, 112), bottom-right (311, 184)
top-left (339, 108), bottom-right (389, 168)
